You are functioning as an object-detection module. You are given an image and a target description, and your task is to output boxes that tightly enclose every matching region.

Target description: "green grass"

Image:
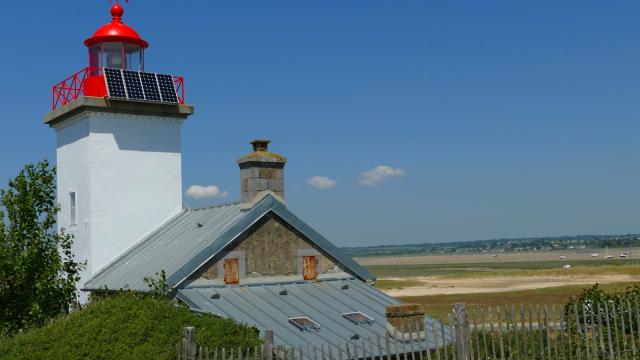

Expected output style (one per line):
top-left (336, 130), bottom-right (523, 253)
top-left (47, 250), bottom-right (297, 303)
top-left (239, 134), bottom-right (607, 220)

top-left (366, 259), bottom-right (640, 278)
top-left (0, 293), bottom-right (261, 360)
top-left (398, 282), bottom-right (639, 321)
top-left (374, 279), bottom-right (424, 290)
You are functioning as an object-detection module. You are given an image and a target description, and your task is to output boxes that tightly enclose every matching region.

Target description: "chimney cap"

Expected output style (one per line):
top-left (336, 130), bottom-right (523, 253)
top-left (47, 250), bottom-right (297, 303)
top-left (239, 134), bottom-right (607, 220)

top-left (237, 139), bottom-right (287, 165)
top-left (250, 139), bottom-right (271, 152)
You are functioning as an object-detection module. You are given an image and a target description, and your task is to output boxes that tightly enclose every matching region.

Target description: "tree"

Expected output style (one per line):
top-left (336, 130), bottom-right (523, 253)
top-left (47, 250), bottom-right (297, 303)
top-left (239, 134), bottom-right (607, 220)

top-left (0, 160), bottom-right (84, 336)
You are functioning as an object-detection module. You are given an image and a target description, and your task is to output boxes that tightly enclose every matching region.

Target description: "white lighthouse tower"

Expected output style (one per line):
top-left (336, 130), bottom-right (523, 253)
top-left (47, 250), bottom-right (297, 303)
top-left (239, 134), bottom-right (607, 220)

top-left (45, 2), bottom-right (193, 300)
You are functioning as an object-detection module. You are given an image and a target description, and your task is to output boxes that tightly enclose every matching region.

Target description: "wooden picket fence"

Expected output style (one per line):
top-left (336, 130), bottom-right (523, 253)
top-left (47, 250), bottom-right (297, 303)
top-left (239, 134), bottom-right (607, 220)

top-left (177, 300), bottom-right (640, 360)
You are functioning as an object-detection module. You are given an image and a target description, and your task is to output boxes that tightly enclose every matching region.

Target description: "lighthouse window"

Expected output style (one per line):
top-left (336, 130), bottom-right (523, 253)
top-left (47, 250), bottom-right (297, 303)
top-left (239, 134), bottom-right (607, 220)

top-left (103, 42), bottom-right (124, 69)
top-left (69, 192), bottom-right (77, 225)
top-left (89, 45), bottom-right (101, 74)
top-left (124, 43), bottom-right (143, 71)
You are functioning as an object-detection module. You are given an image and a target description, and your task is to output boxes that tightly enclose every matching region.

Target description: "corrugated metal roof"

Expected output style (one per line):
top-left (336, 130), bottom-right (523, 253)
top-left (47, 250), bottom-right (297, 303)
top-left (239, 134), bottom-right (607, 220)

top-left (177, 278), bottom-right (451, 352)
top-left (85, 194), bottom-right (375, 291)
top-left (85, 202), bottom-right (245, 291)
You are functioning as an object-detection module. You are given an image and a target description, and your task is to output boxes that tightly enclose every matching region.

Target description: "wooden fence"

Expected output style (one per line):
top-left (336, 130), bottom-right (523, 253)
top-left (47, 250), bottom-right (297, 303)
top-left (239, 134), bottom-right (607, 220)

top-left (177, 300), bottom-right (640, 360)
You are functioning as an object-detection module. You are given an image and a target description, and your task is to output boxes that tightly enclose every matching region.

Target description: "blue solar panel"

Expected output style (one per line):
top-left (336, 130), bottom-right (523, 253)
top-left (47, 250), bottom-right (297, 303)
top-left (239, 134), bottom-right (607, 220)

top-left (140, 72), bottom-right (161, 102)
top-left (104, 68), bottom-right (126, 99)
top-left (123, 71), bottom-right (144, 100)
top-left (157, 74), bottom-right (179, 103)
top-left (104, 69), bottom-right (179, 104)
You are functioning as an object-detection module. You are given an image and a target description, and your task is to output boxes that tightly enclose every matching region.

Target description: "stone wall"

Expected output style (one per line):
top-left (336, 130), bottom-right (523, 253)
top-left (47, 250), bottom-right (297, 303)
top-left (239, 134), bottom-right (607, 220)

top-left (193, 214), bottom-right (339, 280)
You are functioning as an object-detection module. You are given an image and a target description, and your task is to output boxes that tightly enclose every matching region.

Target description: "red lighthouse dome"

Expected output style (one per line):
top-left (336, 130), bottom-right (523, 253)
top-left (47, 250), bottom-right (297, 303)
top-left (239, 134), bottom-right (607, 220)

top-left (84, 3), bottom-right (148, 49)
top-left (82, 2), bottom-right (148, 97)
top-left (85, 2), bottom-right (147, 73)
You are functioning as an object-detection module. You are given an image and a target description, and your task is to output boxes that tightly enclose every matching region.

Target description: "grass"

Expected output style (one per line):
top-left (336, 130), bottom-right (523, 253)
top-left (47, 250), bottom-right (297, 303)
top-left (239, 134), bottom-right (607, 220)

top-left (366, 259), bottom-right (640, 278)
top-left (398, 282), bottom-right (639, 321)
top-left (441, 264), bottom-right (640, 279)
top-left (375, 279), bottom-right (424, 290)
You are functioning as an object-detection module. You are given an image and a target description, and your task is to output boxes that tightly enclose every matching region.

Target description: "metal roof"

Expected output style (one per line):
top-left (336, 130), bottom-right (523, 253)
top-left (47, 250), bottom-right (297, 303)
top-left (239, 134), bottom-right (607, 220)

top-left (177, 278), bottom-right (450, 352)
top-left (85, 194), bottom-right (375, 291)
top-left (84, 202), bottom-right (244, 291)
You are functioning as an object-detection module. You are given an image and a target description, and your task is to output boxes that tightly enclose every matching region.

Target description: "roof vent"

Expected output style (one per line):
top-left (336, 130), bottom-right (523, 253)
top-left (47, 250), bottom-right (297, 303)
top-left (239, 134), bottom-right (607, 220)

top-left (341, 284), bottom-right (349, 290)
top-left (350, 334), bottom-right (360, 340)
top-left (197, 222), bottom-right (203, 228)
top-left (279, 289), bottom-right (288, 295)
top-left (210, 293), bottom-right (220, 299)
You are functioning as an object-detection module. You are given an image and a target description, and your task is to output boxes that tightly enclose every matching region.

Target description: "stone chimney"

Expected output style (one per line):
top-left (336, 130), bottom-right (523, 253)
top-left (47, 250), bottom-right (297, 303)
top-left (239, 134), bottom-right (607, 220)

top-left (237, 140), bottom-right (287, 205)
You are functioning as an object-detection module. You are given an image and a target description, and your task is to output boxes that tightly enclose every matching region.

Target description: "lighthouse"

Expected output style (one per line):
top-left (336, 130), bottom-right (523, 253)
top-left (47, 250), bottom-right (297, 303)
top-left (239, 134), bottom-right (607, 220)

top-left (44, 2), bottom-right (194, 300)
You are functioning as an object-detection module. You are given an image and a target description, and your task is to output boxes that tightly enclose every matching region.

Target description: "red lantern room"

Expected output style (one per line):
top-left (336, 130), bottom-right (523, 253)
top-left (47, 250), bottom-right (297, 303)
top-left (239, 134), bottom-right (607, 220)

top-left (51, 2), bottom-right (185, 110)
top-left (85, 3), bottom-right (148, 71)
top-left (82, 2), bottom-right (148, 97)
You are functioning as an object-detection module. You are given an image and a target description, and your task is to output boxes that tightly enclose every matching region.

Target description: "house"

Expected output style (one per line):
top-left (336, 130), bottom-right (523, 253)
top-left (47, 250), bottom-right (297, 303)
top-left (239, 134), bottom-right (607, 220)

top-left (45, 3), bottom-right (447, 351)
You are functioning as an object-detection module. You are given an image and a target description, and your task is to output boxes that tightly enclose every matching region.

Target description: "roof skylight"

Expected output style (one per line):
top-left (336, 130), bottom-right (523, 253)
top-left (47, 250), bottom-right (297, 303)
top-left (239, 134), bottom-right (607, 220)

top-left (342, 312), bottom-right (374, 325)
top-left (289, 317), bottom-right (321, 332)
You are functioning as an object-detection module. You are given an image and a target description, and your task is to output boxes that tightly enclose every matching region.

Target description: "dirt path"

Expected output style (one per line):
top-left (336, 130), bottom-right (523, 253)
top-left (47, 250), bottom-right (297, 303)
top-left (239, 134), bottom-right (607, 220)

top-left (382, 274), bottom-right (636, 297)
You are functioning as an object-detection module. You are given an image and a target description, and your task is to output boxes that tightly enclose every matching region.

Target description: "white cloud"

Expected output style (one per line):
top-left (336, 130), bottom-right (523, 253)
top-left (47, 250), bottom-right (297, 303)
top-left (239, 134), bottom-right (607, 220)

top-left (359, 166), bottom-right (405, 187)
top-left (185, 185), bottom-right (229, 199)
top-left (307, 176), bottom-right (337, 190)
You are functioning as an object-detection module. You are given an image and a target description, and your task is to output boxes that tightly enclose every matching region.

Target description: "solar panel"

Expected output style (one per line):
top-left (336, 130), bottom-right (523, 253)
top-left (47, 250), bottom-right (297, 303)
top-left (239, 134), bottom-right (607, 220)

top-left (103, 69), bottom-right (179, 104)
top-left (157, 74), bottom-right (179, 103)
top-left (104, 68), bottom-right (126, 99)
top-left (123, 71), bottom-right (144, 100)
top-left (140, 72), bottom-right (161, 102)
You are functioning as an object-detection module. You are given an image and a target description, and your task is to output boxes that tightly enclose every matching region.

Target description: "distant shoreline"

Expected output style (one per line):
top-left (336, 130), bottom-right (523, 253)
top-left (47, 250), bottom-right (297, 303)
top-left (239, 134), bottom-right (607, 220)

top-left (343, 233), bottom-right (640, 258)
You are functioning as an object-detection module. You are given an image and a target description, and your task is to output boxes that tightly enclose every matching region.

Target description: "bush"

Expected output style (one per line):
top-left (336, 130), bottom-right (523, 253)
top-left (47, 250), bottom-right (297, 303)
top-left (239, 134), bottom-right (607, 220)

top-left (0, 293), bottom-right (261, 360)
top-left (0, 160), bottom-right (84, 335)
top-left (565, 283), bottom-right (640, 333)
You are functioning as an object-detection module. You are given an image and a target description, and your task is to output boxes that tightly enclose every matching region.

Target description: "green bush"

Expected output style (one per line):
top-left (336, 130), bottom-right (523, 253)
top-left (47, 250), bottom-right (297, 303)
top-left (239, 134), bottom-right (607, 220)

top-left (565, 283), bottom-right (640, 334)
top-left (0, 293), bottom-right (261, 360)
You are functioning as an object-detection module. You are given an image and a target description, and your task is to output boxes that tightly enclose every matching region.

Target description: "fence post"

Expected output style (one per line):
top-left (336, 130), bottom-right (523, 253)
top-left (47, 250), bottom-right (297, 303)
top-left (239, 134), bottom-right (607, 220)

top-left (183, 326), bottom-right (196, 360)
top-left (453, 303), bottom-right (470, 360)
top-left (263, 329), bottom-right (274, 360)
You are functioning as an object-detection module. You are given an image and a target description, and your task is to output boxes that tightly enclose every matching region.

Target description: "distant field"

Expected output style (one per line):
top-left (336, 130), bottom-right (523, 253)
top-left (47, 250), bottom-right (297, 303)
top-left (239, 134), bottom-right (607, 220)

top-left (363, 250), bottom-right (640, 320)
top-left (365, 259), bottom-right (640, 278)
top-left (357, 247), bottom-right (640, 266)
top-left (396, 282), bottom-right (639, 321)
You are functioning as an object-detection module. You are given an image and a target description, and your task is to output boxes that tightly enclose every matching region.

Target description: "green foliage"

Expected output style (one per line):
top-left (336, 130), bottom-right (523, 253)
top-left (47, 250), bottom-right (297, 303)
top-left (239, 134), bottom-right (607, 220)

top-left (0, 292), bottom-right (261, 360)
top-left (0, 160), bottom-right (84, 336)
top-left (565, 283), bottom-right (640, 334)
top-left (144, 270), bottom-right (170, 298)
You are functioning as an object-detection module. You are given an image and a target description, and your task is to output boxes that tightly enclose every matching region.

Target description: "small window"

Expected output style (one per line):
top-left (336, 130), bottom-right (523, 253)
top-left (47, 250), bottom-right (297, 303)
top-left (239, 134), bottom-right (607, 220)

top-left (223, 259), bottom-right (240, 284)
top-left (289, 317), bottom-right (320, 332)
top-left (69, 192), bottom-right (77, 225)
top-left (343, 312), bottom-right (374, 325)
top-left (302, 255), bottom-right (318, 280)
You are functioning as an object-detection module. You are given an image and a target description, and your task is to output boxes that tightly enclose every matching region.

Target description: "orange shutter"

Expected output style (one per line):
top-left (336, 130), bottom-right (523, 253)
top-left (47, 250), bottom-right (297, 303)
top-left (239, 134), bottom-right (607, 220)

top-left (223, 259), bottom-right (240, 284)
top-left (303, 256), bottom-right (318, 280)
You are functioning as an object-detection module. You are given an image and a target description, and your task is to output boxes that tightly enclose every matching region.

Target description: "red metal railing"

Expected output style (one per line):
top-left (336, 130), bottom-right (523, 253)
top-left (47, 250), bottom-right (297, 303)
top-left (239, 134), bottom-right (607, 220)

top-left (52, 67), bottom-right (93, 111)
top-left (51, 67), bottom-right (186, 111)
top-left (173, 76), bottom-right (185, 105)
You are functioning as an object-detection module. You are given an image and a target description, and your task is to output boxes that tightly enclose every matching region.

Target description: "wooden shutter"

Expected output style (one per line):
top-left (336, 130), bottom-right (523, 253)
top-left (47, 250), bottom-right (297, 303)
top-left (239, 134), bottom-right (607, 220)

top-left (303, 256), bottom-right (318, 280)
top-left (223, 259), bottom-right (240, 284)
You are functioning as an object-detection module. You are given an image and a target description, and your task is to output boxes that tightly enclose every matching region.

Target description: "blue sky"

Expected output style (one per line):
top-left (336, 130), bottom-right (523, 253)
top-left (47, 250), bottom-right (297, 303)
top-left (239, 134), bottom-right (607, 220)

top-left (1, 1), bottom-right (639, 247)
